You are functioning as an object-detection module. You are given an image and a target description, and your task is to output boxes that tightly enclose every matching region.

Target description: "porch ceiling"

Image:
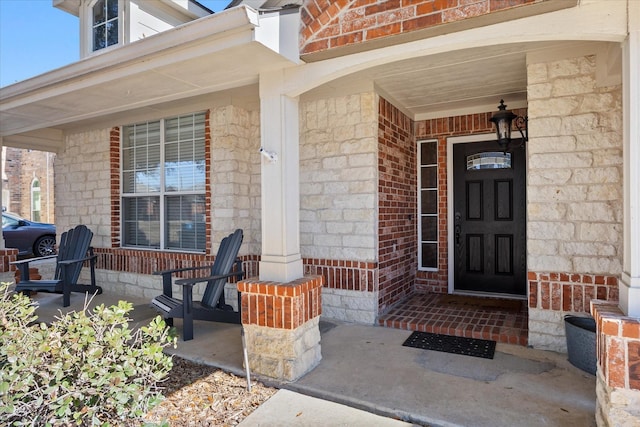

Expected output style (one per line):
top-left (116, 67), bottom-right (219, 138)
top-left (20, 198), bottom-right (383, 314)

top-left (303, 40), bottom-right (582, 120)
top-left (0, 6), bottom-right (294, 152)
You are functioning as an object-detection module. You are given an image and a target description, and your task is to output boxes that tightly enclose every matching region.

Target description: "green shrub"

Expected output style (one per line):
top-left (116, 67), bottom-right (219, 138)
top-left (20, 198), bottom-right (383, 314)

top-left (0, 282), bottom-right (177, 426)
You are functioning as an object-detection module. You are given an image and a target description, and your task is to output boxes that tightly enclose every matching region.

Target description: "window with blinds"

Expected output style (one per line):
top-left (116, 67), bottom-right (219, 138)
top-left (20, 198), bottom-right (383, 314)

top-left (122, 112), bottom-right (206, 252)
top-left (418, 139), bottom-right (438, 270)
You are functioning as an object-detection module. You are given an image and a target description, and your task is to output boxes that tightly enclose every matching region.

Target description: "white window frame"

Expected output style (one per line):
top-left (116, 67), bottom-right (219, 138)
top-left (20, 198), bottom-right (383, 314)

top-left (81, 0), bottom-right (124, 57)
top-left (417, 139), bottom-right (438, 271)
top-left (121, 111), bottom-right (207, 252)
top-left (31, 178), bottom-right (41, 222)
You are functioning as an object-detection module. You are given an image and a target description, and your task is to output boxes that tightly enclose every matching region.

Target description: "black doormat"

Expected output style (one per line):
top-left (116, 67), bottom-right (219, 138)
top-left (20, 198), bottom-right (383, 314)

top-left (402, 331), bottom-right (496, 359)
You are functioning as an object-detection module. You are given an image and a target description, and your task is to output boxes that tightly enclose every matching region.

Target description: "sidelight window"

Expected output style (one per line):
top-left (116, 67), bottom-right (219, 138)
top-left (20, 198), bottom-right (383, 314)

top-left (418, 139), bottom-right (438, 270)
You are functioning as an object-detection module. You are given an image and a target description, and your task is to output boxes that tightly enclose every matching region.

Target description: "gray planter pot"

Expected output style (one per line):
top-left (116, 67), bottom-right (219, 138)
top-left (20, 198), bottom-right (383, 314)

top-left (564, 315), bottom-right (597, 375)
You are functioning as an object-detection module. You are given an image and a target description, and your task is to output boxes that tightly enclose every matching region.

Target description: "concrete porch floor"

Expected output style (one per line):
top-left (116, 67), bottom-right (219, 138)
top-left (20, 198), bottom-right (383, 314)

top-left (27, 289), bottom-right (596, 427)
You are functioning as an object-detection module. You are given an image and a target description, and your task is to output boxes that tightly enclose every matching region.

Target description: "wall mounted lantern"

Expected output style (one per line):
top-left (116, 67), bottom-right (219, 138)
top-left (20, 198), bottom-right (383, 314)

top-left (489, 99), bottom-right (528, 152)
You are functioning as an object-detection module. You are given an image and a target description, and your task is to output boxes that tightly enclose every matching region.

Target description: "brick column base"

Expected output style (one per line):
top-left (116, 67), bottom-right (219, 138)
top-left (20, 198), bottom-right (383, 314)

top-left (591, 300), bottom-right (640, 426)
top-left (237, 275), bottom-right (323, 381)
top-left (0, 249), bottom-right (18, 284)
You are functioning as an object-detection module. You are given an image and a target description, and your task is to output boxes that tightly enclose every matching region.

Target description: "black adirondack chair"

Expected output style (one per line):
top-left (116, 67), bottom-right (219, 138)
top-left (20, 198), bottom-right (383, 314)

top-left (151, 228), bottom-right (244, 341)
top-left (12, 225), bottom-right (102, 307)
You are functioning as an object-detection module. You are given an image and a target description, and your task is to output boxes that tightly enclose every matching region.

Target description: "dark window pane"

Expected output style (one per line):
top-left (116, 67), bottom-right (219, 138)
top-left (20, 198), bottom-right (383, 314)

top-left (421, 216), bottom-right (437, 241)
top-left (421, 166), bottom-right (437, 188)
top-left (422, 243), bottom-right (437, 269)
top-left (165, 195), bottom-right (206, 251)
top-left (93, 25), bottom-right (106, 51)
top-left (421, 189), bottom-right (437, 214)
top-left (123, 197), bottom-right (160, 248)
top-left (93, 0), bottom-right (105, 24)
top-left (106, 20), bottom-right (118, 47)
top-left (421, 140), bottom-right (437, 165)
top-left (106, 0), bottom-right (118, 20)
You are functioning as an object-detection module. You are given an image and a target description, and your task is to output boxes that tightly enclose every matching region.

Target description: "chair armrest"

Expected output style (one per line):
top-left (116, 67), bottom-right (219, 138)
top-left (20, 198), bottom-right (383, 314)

top-left (58, 254), bottom-right (97, 266)
top-left (10, 254), bottom-right (58, 266)
top-left (175, 270), bottom-right (244, 287)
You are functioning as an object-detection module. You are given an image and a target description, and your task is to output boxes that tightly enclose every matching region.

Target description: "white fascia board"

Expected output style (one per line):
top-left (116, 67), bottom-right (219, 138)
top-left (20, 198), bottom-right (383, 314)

top-left (0, 6), bottom-right (259, 103)
top-left (53, 0), bottom-right (80, 17)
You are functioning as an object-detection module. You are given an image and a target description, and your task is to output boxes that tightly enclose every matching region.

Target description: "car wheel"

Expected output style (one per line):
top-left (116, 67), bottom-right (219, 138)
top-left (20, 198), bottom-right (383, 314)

top-left (34, 235), bottom-right (57, 257)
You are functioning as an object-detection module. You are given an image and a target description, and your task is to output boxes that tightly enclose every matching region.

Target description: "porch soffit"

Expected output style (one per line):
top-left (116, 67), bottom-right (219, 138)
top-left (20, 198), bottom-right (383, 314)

top-left (0, 6), bottom-right (295, 152)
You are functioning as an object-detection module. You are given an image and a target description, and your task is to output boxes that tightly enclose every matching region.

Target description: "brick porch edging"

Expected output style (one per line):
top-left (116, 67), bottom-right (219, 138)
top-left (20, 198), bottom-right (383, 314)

top-left (591, 300), bottom-right (640, 390)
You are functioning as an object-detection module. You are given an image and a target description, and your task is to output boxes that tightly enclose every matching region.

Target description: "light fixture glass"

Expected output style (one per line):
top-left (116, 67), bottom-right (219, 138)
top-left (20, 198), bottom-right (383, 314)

top-left (490, 99), bottom-right (527, 152)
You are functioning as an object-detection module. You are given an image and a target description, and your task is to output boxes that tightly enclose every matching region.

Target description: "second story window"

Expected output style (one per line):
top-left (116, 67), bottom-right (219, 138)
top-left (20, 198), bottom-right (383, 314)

top-left (92, 0), bottom-right (118, 51)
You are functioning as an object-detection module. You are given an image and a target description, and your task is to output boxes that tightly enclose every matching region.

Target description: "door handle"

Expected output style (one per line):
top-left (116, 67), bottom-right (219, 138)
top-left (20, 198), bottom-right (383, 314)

top-left (455, 212), bottom-right (462, 245)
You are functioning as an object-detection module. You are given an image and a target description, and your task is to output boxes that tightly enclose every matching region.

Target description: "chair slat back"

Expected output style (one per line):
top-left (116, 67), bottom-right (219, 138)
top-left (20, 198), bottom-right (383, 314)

top-left (201, 229), bottom-right (243, 308)
top-left (54, 225), bottom-right (94, 284)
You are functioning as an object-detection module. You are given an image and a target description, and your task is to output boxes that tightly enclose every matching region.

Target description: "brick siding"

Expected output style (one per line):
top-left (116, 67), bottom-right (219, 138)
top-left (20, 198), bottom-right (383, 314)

top-left (4, 147), bottom-right (55, 222)
top-left (378, 97), bottom-right (416, 311)
top-left (300, 0), bottom-right (538, 56)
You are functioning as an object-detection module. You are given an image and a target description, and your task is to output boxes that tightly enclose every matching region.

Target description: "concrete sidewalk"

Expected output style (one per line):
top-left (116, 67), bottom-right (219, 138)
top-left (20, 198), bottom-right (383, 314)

top-left (29, 289), bottom-right (596, 427)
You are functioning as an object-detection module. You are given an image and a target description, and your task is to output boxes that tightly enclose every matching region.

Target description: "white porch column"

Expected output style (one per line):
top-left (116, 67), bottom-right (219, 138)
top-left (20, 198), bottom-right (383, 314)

top-left (258, 69), bottom-right (303, 282)
top-left (620, 0), bottom-right (640, 317)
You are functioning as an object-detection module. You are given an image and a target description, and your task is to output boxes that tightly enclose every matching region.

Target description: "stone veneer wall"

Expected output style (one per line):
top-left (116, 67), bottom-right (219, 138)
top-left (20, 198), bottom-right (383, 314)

top-left (299, 92), bottom-right (379, 323)
top-left (56, 129), bottom-right (112, 241)
top-left (526, 54), bottom-right (623, 351)
top-left (54, 104), bottom-right (261, 302)
top-left (378, 97), bottom-right (416, 312)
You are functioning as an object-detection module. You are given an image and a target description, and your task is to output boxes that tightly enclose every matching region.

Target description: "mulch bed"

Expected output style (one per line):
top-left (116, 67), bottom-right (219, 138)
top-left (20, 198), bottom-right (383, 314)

top-left (137, 357), bottom-right (277, 426)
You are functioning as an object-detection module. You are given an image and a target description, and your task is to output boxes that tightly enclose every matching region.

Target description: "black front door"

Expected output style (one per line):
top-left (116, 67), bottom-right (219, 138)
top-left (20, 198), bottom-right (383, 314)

top-left (453, 141), bottom-right (526, 296)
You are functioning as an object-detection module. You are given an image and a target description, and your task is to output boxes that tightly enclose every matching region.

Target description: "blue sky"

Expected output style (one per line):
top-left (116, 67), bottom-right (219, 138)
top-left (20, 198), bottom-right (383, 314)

top-left (0, 0), bottom-right (230, 88)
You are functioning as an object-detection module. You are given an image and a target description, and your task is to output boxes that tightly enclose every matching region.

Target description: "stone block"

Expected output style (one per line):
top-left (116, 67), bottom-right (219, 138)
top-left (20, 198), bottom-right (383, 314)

top-left (526, 136), bottom-right (576, 154)
top-left (552, 76), bottom-right (595, 97)
top-left (527, 239), bottom-right (559, 255)
top-left (575, 132), bottom-right (622, 150)
top-left (527, 83), bottom-right (552, 100)
top-left (548, 57), bottom-right (581, 78)
top-left (587, 184), bottom-right (622, 201)
top-left (529, 152), bottom-right (593, 170)
top-left (244, 318), bottom-right (321, 382)
top-left (527, 203), bottom-right (567, 221)
top-left (567, 202), bottom-right (616, 222)
top-left (591, 148), bottom-right (623, 166)
top-left (528, 255), bottom-right (572, 272)
top-left (527, 222), bottom-right (575, 240)
top-left (578, 223), bottom-right (622, 243)
top-left (573, 257), bottom-right (621, 275)
top-left (528, 332), bottom-right (567, 353)
top-left (560, 242), bottom-right (617, 257)
top-left (527, 62), bottom-right (548, 83)
top-left (527, 169), bottom-right (572, 185)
